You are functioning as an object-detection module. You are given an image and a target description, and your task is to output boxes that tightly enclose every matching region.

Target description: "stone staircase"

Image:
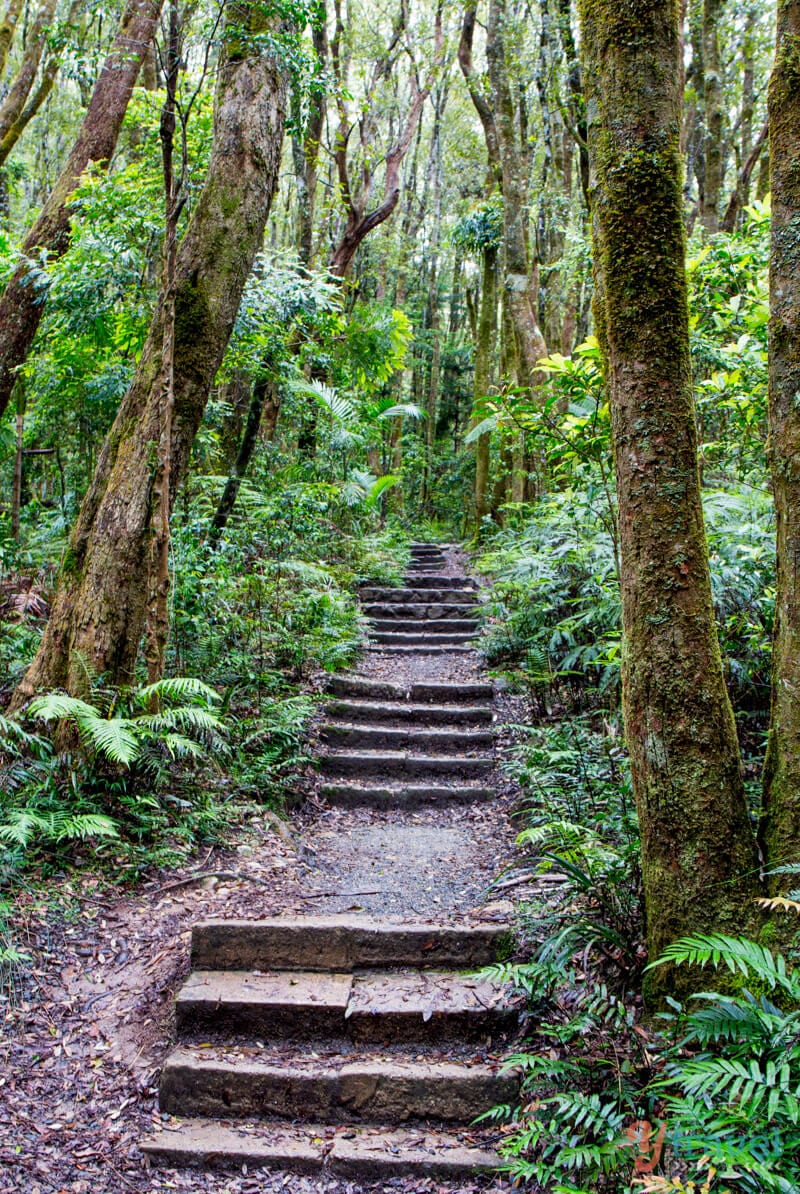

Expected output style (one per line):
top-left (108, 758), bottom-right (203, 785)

top-left (140, 543), bottom-right (518, 1183)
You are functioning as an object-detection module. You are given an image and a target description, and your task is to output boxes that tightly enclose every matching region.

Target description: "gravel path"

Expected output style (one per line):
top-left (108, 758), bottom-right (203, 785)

top-left (0, 546), bottom-right (520, 1194)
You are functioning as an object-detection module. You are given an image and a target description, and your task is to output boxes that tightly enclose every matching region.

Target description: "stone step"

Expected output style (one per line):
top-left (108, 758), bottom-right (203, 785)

top-left (190, 916), bottom-right (509, 971)
top-left (319, 725), bottom-right (493, 754)
top-left (401, 576), bottom-right (476, 590)
top-left (366, 644), bottom-right (475, 655)
top-left (371, 631), bottom-right (477, 647)
top-left (324, 700), bottom-right (493, 726)
top-left (175, 969), bottom-right (516, 1041)
top-left (361, 587), bottom-right (477, 603)
top-left (140, 1120), bottom-right (500, 1178)
top-left (362, 602), bottom-right (479, 619)
top-left (159, 1045), bottom-right (518, 1124)
top-left (325, 676), bottom-right (493, 704)
top-left (370, 618), bottom-right (479, 633)
top-left (319, 752), bottom-right (493, 778)
top-left (320, 783), bottom-right (496, 808)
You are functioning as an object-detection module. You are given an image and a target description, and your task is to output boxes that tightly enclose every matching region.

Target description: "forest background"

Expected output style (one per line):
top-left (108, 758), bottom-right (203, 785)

top-left (0, 0), bottom-right (798, 1189)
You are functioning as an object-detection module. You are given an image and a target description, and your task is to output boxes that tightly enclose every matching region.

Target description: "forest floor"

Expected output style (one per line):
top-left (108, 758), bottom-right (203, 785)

top-left (0, 549), bottom-right (526, 1194)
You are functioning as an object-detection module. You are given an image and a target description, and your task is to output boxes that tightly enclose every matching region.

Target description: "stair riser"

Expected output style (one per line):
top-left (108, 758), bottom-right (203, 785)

top-left (320, 785), bottom-right (496, 808)
top-left (365, 646), bottom-right (475, 654)
top-left (326, 678), bottom-right (493, 702)
top-left (362, 604), bottom-right (478, 619)
top-left (370, 620), bottom-right (479, 633)
top-left (366, 577), bottom-right (473, 591)
top-left (191, 920), bottom-right (507, 971)
top-left (360, 589), bottom-right (476, 603)
top-left (319, 755), bottom-right (493, 778)
top-left (160, 1060), bottom-right (518, 1124)
top-left (372, 639), bottom-right (477, 649)
top-left (324, 701), bottom-right (492, 725)
top-left (320, 727), bottom-right (493, 753)
top-left (141, 1128), bottom-right (499, 1178)
top-left (175, 1003), bottom-right (514, 1042)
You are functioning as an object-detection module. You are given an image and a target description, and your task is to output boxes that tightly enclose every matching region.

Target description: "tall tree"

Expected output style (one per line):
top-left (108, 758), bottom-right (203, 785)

top-left (327, 0), bottom-right (442, 278)
top-left (701, 0), bottom-right (726, 231)
top-left (760, 0), bottom-right (800, 891)
top-left (579, 0), bottom-right (759, 990)
top-left (0, 0), bottom-right (59, 150)
top-left (0, 0), bottom-right (24, 78)
top-left (11, 0), bottom-right (290, 703)
top-left (290, 0), bottom-right (327, 266)
top-left (0, 0), bottom-right (84, 169)
top-left (0, 0), bottom-right (164, 423)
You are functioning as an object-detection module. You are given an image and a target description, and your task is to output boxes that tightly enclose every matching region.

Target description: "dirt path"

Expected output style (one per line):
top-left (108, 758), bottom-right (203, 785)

top-left (0, 546), bottom-right (521, 1194)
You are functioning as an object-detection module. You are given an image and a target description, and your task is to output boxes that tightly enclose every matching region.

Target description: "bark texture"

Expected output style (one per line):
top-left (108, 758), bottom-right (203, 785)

top-left (0, 0), bottom-right (24, 78)
top-left (473, 246), bottom-right (498, 525)
top-left (0, 0), bottom-right (164, 422)
top-left (211, 372), bottom-right (280, 540)
top-left (0, 0), bottom-right (83, 168)
top-left (701, 0), bottom-right (725, 231)
top-left (12, 1), bottom-right (289, 702)
top-left (580, 0), bottom-right (759, 987)
top-left (0, 0), bottom-right (58, 149)
top-left (761, 0), bottom-right (800, 886)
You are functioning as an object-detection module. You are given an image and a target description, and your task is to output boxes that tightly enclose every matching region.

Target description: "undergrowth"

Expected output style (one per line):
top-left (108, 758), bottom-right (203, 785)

top-left (489, 716), bottom-right (800, 1192)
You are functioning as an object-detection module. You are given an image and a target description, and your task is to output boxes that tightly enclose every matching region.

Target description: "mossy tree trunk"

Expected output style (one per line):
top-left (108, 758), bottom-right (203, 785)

top-left (0, 0), bottom-right (58, 147)
top-left (701, 0), bottom-right (726, 232)
top-left (580, 0), bottom-right (759, 989)
top-left (474, 245), bottom-right (498, 525)
top-left (760, 0), bottom-right (800, 890)
top-left (486, 0), bottom-right (548, 390)
top-left (0, 0), bottom-right (83, 169)
top-left (11, 1), bottom-right (289, 704)
top-left (0, 0), bottom-right (23, 77)
top-left (0, 0), bottom-right (164, 423)
top-left (211, 372), bottom-right (280, 542)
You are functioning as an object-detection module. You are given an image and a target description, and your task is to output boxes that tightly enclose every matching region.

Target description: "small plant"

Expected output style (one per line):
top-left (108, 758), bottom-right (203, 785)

top-left (0, 676), bottom-right (228, 875)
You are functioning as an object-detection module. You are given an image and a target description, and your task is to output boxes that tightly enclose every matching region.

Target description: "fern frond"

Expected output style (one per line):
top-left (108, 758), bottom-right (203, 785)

top-left (74, 714), bottom-right (139, 765)
top-left (29, 693), bottom-right (100, 723)
top-left (136, 676), bottom-right (220, 706)
top-left (650, 934), bottom-right (793, 992)
top-left (758, 895), bottom-right (800, 915)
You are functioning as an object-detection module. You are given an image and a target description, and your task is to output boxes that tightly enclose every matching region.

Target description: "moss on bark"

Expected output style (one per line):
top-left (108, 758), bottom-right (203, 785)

top-left (11, 3), bottom-right (289, 706)
top-left (580, 0), bottom-right (759, 1001)
top-left (761, 3), bottom-right (800, 897)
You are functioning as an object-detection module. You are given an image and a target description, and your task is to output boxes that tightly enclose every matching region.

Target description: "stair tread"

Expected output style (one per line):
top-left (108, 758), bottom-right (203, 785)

top-left (178, 968), bottom-right (513, 1017)
top-left (140, 1120), bottom-right (501, 1176)
top-left (191, 915), bottom-right (508, 971)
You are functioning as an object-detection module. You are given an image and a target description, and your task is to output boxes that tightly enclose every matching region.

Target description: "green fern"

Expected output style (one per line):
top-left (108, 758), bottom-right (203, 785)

top-left (0, 808), bottom-right (118, 847)
top-left (652, 933), bottom-right (796, 994)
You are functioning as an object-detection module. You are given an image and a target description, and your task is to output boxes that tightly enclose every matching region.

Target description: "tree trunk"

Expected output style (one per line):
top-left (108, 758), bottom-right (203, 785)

top-left (0, 0), bottom-right (58, 149)
top-left (486, 0), bottom-right (548, 390)
top-left (0, 0), bottom-right (24, 78)
top-left (0, 0), bottom-right (82, 168)
top-left (11, 1), bottom-right (289, 704)
top-left (11, 380), bottom-right (24, 539)
top-left (701, 0), bottom-right (725, 232)
top-left (0, 0), bottom-right (164, 423)
top-left (473, 245), bottom-right (498, 526)
top-left (580, 0), bottom-right (759, 992)
top-left (291, 0), bottom-right (327, 266)
top-left (760, 0), bottom-right (800, 892)
top-left (211, 373), bottom-right (279, 541)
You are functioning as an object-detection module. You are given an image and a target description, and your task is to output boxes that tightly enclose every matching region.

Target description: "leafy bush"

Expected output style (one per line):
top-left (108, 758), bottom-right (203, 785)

top-left (0, 677), bottom-right (227, 879)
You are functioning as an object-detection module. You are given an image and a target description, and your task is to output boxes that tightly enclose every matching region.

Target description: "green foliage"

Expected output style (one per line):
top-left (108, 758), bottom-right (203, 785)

top-left (0, 677), bottom-right (228, 879)
top-left (647, 935), bottom-right (800, 1193)
top-left (451, 195), bottom-right (503, 254)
